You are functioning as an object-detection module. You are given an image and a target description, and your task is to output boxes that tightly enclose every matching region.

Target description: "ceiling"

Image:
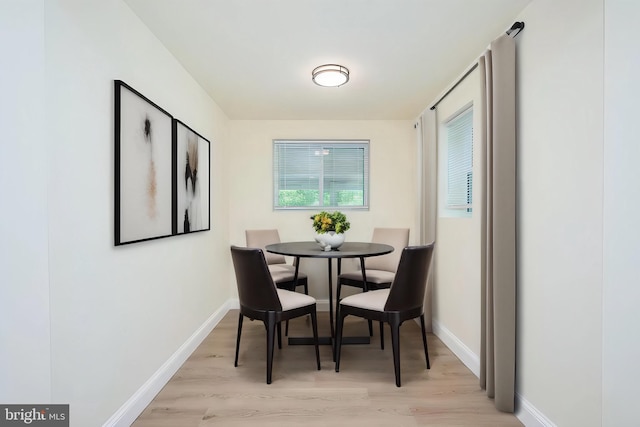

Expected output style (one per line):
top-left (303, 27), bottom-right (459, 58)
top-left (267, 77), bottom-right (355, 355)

top-left (123, 0), bottom-right (531, 120)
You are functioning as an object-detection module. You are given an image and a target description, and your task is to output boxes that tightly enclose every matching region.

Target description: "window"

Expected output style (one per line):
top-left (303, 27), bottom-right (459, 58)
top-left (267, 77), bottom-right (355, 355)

top-left (445, 108), bottom-right (473, 213)
top-left (273, 140), bottom-right (369, 210)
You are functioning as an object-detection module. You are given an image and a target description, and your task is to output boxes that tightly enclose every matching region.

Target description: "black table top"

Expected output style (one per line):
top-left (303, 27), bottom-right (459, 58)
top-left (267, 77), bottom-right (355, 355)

top-left (265, 241), bottom-right (394, 259)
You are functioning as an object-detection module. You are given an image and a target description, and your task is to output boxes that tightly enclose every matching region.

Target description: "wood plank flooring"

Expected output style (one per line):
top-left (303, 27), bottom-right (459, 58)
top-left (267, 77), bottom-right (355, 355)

top-left (132, 310), bottom-right (522, 426)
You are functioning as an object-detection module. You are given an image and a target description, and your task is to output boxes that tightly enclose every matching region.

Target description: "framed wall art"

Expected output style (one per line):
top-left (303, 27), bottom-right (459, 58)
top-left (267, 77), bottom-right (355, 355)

top-left (114, 80), bottom-right (174, 246)
top-left (173, 119), bottom-right (211, 234)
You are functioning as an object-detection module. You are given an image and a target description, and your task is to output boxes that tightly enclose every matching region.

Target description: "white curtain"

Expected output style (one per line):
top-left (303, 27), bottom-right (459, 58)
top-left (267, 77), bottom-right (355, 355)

top-left (479, 34), bottom-right (517, 413)
top-left (420, 32), bottom-right (518, 411)
top-left (417, 109), bottom-right (437, 332)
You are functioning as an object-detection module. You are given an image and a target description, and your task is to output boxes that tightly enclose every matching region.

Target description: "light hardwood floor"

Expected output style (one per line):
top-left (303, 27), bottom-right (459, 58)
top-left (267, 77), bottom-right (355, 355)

top-left (133, 310), bottom-right (522, 426)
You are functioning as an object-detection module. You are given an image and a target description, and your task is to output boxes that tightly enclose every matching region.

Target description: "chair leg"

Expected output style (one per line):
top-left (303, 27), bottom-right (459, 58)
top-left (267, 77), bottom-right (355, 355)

top-left (266, 313), bottom-right (277, 384)
top-left (285, 320), bottom-right (289, 336)
top-left (390, 316), bottom-right (402, 387)
top-left (420, 314), bottom-right (430, 369)
top-left (334, 306), bottom-right (345, 370)
top-left (310, 309), bottom-right (321, 370)
top-left (277, 322), bottom-right (282, 349)
top-left (379, 321), bottom-right (384, 350)
top-left (234, 313), bottom-right (243, 367)
top-left (368, 320), bottom-right (373, 337)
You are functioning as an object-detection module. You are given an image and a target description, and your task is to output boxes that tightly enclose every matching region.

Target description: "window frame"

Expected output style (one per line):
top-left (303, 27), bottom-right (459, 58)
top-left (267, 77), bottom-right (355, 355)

top-left (272, 139), bottom-right (370, 211)
top-left (443, 106), bottom-right (474, 216)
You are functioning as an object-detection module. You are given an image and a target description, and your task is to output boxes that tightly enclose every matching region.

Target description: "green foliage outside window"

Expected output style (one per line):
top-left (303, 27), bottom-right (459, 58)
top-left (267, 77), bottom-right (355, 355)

top-left (324, 190), bottom-right (363, 206)
top-left (278, 190), bottom-right (320, 207)
top-left (278, 189), bottom-right (364, 207)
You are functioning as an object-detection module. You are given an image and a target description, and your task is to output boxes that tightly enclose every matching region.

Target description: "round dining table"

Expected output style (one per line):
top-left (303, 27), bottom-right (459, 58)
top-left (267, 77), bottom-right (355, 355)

top-left (265, 241), bottom-right (394, 356)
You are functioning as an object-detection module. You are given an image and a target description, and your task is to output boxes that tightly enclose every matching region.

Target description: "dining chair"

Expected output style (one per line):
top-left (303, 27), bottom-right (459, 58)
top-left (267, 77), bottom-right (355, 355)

top-left (230, 245), bottom-right (321, 384)
top-left (334, 244), bottom-right (435, 387)
top-left (246, 229), bottom-right (310, 336)
top-left (336, 227), bottom-right (409, 341)
top-left (246, 229), bottom-right (309, 295)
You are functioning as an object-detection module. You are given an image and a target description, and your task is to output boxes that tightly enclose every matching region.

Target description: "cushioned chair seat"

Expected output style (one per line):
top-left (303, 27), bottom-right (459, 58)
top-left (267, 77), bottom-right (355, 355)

top-left (270, 269), bottom-right (308, 284)
top-left (268, 264), bottom-right (296, 273)
top-left (339, 270), bottom-right (395, 286)
top-left (339, 289), bottom-right (389, 311)
top-left (276, 289), bottom-right (316, 311)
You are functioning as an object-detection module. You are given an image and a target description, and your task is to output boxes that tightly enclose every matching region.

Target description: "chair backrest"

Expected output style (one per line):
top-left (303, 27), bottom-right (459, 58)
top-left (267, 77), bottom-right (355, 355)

top-left (364, 228), bottom-right (410, 272)
top-left (245, 229), bottom-right (287, 265)
top-left (230, 246), bottom-right (282, 311)
top-left (384, 244), bottom-right (435, 312)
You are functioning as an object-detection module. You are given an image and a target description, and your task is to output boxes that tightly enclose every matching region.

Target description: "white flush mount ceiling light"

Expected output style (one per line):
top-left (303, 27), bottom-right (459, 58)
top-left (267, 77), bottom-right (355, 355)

top-left (312, 64), bottom-right (349, 87)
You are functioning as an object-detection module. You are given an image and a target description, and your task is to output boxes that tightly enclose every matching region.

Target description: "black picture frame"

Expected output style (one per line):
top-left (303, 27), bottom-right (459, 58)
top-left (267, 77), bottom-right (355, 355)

top-left (173, 119), bottom-right (211, 235)
top-left (114, 80), bottom-right (175, 246)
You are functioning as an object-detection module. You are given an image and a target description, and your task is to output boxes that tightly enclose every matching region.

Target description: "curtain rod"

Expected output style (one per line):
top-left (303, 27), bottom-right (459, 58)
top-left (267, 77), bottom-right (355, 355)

top-left (429, 21), bottom-right (525, 111)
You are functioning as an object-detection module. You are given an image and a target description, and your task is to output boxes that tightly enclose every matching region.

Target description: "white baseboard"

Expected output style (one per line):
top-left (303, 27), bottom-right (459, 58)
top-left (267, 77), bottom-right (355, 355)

top-left (106, 302), bottom-right (554, 427)
top-left (104, 297), bottom-right (322, 426)
top-left (432, 319), bottom-right (555, 427)
top-left (103, 300), bottom-right (234, 427)
top-left (431, 319), bottom-right (480, 377)
top-left (515, 393), bottom-right (557, 427)
top-left (316, 299), bottom-right (330, 312)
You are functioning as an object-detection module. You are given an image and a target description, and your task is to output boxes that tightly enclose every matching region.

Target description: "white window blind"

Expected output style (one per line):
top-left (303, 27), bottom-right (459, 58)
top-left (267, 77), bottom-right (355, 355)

top-left (446, 108), bottom-right (473, 211)
top-left (273, 140), bottom-right (369, 209)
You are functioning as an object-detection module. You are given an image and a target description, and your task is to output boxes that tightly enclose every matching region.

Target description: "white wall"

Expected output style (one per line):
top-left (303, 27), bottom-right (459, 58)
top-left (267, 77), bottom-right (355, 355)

top-left (432, 69), bottom-right (483, 363)
top-left (228, 120), bottom-right (417, 300)
top-left (41, 1), bottom-right (230, 425)
top-left (602, 1), bottom-right (640, 425)
top-left (0, 0), bottom-right (51, 403)
top-left (516, 0), bottom-right (603, 425)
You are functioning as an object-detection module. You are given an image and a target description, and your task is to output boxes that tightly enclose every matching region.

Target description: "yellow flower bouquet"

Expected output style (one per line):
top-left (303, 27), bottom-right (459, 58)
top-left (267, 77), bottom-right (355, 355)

top-left (310, 211), bottom-right (350, 234)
